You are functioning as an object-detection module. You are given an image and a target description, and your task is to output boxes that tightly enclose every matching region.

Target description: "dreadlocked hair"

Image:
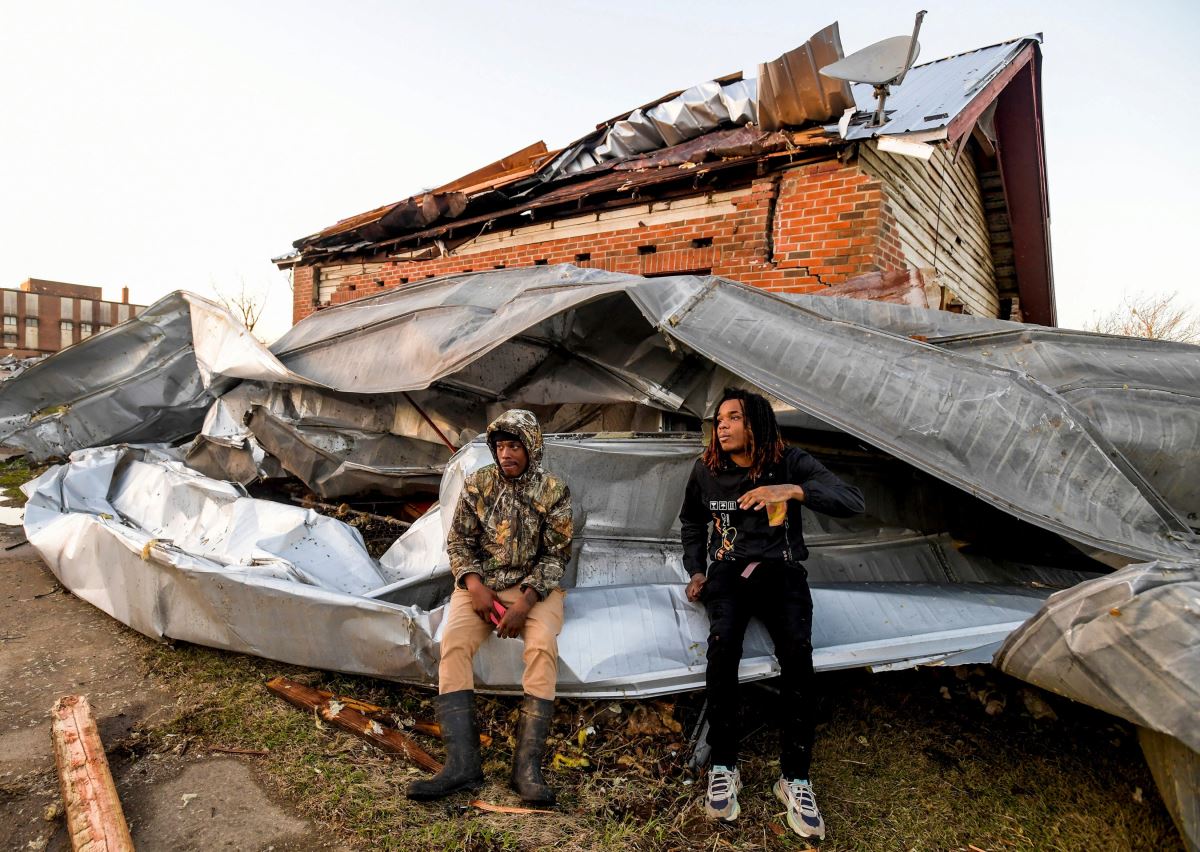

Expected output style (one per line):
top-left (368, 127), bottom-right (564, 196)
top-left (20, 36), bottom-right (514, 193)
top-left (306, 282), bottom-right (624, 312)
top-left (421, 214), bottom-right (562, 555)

top-left (702, 387), bottom-right (787, 481)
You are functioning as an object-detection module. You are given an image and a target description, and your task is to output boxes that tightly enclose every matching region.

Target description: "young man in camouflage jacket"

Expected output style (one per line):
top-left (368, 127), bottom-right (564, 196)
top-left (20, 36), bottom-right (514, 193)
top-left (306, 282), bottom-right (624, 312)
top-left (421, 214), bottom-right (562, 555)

top-left (408, 409), bottom-right (572, 806)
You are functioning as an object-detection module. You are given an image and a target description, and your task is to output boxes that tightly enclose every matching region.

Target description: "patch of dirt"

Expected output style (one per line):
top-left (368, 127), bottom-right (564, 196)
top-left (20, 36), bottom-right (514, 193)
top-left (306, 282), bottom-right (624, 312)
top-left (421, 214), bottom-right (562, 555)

top-left (0, 525), bottom-right (351, 851)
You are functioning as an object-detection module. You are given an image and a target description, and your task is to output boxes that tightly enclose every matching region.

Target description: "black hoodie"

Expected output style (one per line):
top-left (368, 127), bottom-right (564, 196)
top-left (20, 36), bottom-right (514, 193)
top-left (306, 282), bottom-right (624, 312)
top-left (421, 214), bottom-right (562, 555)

top-left (678, 447), bottom-right (865, 576)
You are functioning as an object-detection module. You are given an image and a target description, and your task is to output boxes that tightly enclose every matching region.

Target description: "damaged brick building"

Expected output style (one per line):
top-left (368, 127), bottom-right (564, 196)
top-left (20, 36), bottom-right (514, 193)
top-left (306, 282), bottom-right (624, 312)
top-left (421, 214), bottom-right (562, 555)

top-left (277, 28), bottom-right (1053, 327)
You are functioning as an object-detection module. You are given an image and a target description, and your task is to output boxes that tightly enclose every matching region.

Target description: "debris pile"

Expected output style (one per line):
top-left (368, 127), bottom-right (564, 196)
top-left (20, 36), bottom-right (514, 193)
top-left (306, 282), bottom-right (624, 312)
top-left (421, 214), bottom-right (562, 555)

top-left (2, 265), bottom-right (1197, 846)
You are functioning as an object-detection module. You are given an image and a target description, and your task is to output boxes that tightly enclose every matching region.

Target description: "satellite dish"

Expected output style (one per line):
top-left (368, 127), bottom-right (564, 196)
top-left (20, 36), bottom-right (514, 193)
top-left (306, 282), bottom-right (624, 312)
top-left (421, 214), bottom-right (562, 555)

top-left (820, 10), bottom-right (927, 127)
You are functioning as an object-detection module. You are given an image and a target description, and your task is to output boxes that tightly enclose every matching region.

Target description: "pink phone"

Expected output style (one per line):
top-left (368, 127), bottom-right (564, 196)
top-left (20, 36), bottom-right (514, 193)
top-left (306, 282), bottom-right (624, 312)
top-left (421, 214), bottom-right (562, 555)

top-left (488, 600), bottom-right (507, 627)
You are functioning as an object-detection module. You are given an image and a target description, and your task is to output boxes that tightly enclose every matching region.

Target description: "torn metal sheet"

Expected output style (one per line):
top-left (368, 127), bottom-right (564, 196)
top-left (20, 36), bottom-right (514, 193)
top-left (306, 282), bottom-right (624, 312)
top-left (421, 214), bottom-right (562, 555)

top-left (10, 267), bottom-right (1198, 570)
top-left (22, 445), bottom-right (442, 678)
top-left (0, 291), bottom-right (319, 462)
top-left (245, 405), bottom-right (444, 499)
top-left (0, 354), bottom-right (47, 381)
top-left (995, 561), bottom-right (1200, 754)
top-left (788, 295), bottom-right (1200, 529)
top-left (758, 23), bottom-right (854, 130)
top-left (632, 276), bottom-right (1197, 566)
top-left (26, 436), bottom-right (1067, 697)
top-left (0, 295), bottom-right (209, 461)
top-left (559, 79), bottom-right (758, 176)
top-left (268, 266), bottom-right (639, 394)
top-left (13, 265), bottom-right (1199, 713)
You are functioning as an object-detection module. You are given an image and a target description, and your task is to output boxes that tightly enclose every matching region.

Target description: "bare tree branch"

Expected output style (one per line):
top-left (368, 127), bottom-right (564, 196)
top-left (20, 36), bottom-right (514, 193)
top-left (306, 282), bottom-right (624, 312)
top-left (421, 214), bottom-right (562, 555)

top-left (1087, 291), bottom-right (1200, 343)
top-left (215, 279), bottom-right (267, 334)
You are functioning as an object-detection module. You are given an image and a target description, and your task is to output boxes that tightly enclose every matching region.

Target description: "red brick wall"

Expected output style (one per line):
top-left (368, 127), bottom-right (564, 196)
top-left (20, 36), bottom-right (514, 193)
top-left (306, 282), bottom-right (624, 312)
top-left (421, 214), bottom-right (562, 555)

top-left (294, 158), bottom-right (907, 323)
top-left (292, 266), bottom-right (316, 319)
top-left (19, 279), bottom-right (102, 300)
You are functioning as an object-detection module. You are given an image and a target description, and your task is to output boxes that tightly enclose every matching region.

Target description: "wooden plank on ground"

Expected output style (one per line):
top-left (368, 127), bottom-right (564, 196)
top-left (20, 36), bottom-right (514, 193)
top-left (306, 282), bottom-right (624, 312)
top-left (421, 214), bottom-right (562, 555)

top-left (50, 694), bottom-right (135, 852)
top-left (265, 676), bottom-right (442, 773)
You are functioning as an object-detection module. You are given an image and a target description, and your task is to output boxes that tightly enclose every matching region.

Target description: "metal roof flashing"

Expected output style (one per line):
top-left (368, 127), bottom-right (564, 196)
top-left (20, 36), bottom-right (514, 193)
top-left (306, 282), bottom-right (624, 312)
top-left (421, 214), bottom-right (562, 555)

top-left (833, 35), bottom-right (1042, 141)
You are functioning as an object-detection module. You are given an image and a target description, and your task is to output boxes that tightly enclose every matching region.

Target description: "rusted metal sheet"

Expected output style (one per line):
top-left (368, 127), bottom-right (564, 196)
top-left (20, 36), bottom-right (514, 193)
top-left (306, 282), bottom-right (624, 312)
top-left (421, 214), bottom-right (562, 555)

top-left (758, 22), bottom-right (855, 130)
top-left (293, 142), bottom-right (556, 252)
top-left (815, 268), bottom-right (930, 307)
top-left (613, 126), bottom-right (790, 170)
top-left (431, 140), bottom-right (554, 195)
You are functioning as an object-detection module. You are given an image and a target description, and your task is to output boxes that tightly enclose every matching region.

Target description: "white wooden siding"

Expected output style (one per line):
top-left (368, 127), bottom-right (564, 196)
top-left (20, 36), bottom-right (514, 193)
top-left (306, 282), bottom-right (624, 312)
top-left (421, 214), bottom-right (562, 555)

top-left (859, 142), bottom-right (999, 317)
top-left (316, 263), bottom-right (387, 304)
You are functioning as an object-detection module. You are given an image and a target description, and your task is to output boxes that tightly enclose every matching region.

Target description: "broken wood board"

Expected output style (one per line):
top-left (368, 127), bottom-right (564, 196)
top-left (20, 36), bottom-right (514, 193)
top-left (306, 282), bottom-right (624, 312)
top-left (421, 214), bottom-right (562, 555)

top-left (469, 799), bottom-right (554, 815)
top-left (50, 694), bottom-right (135, 852)
top-left (283, 681), bottom-right (492, 747)
top-left (265, 677), bottom-right (442, 772)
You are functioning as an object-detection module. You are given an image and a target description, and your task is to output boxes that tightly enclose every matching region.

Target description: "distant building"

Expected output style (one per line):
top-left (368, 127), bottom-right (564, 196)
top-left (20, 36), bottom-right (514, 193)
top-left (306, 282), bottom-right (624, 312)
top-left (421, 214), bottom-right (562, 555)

top-left (1, 279), bottom-right (146, 356)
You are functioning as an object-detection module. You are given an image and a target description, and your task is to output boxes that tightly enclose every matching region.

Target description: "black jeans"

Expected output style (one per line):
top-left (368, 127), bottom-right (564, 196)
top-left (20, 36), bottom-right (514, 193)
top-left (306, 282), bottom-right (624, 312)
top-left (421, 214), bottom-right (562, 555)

top-left (702, 559), bottom-right (816, 779)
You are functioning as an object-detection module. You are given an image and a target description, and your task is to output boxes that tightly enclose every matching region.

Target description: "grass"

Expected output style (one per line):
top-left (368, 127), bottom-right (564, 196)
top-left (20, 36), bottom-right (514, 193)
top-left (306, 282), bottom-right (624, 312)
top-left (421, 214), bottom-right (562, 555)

top-left (0, 455), bottom-right (47, 505)
top-left (133, 639), bottom-right (1184, 852)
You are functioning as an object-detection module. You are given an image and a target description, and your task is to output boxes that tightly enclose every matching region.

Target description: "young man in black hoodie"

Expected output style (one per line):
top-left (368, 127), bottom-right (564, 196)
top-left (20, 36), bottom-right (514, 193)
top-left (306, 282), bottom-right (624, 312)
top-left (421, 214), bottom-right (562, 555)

top-left (679, 388), bottom-right (864, 841)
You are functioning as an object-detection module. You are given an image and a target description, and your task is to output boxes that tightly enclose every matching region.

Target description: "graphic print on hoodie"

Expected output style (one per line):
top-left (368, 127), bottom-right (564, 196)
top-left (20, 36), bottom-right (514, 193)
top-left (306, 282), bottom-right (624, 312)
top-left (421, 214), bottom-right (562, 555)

top-left (678, 446), bottom-right (865, 576)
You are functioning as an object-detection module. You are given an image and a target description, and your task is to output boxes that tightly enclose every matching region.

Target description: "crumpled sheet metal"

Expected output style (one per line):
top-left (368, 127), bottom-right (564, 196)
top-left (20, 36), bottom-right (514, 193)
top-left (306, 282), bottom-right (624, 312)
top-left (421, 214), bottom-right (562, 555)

top-left (268, 265), bottom-right (643, 395)
top-left (10, 266), bottom-right (1197, 569)
top-left (788, 295), bottom-right (1200, 529)
top-left (269, 266), bottom-right (1198, 567)
top-left (23, 445), bottom-right (441, 679)
top-left (0, 354), bottom-right (48, 381)
top-left (25, 438), bottom-right (1056, 697)
top-left (559, 79), bottom-right (758, 176)
top-left (245, 405), bottom-right (444, 499)
top-left (995, 561), bottom-right (1200, 754)
top-left (375, 432), bottom-right (1059, 682)
top-left (0, 291), bottom-right (321, 463)
top-left (0, 295), bottom-right (210, 461)
top-left (758, 23), bottom-right (854, 131)
top-left (627, 276), bottom-right (1196, 566)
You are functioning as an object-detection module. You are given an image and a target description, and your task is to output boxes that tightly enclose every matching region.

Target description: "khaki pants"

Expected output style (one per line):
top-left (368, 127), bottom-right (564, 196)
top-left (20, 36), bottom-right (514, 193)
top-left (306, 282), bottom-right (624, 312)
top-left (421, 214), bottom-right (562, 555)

top-left (438, 586), bottom-right (565, 700)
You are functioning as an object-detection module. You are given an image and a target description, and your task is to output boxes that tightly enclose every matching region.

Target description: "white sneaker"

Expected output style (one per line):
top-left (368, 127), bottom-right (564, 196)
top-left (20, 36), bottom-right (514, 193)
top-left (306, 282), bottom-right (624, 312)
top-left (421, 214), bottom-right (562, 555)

top-left (704, 764), bottom-right (742, 821)
top-left (774, 776), bottom-right (826, 840)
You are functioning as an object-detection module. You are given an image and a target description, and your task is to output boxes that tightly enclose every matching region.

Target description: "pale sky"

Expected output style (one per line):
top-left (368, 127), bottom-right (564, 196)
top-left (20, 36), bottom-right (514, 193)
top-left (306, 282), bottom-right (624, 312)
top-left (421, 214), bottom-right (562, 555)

top-left (2, 0), bottom-right (1197, 342)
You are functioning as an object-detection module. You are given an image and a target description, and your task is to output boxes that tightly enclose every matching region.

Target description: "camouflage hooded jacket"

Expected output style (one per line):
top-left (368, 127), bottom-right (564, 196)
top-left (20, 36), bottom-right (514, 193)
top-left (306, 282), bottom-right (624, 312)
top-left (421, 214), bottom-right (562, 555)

top-left (446, 409), bottom-right (573, 599)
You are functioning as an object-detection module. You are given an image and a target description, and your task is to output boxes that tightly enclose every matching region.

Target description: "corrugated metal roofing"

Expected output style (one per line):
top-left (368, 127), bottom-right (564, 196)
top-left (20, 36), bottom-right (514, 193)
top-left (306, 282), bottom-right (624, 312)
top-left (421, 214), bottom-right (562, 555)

top-left (841, 36), bottom-right (1040, 140)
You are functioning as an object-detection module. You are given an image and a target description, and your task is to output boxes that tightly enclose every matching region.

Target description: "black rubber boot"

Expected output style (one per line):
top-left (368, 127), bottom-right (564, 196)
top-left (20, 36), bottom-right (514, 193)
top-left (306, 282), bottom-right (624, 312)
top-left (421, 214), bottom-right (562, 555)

top-left (510, 694), bottom-right (556, 806)
top-left (406, 690), bottom-right (484, 800)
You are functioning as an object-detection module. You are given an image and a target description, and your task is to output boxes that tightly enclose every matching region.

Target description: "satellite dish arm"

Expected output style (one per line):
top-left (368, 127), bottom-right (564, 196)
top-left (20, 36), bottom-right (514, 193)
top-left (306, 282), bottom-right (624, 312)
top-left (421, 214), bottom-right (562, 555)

top-left (892, 10), bottom-right (927, 86)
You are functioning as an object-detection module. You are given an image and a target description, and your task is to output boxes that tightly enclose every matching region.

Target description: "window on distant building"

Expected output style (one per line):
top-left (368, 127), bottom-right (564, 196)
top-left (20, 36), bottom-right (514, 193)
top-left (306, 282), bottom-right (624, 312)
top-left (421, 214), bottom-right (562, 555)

top-left (80, 322), bottom-right (93, 338)
top-left (2, 315), bottom-right (15, 328)
top-left (2, 333), bottom-right (16, 347)
top-left (60, 320), bottom-right (74, 333)
top-left (98, 324), bottom-right (111, 332)
top-left (25, 317), bottom-right (38, 327)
